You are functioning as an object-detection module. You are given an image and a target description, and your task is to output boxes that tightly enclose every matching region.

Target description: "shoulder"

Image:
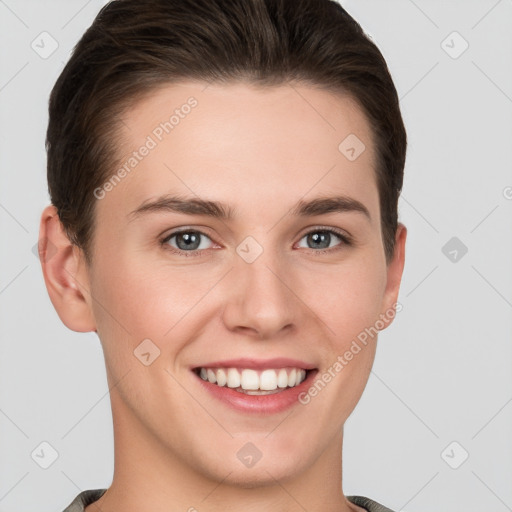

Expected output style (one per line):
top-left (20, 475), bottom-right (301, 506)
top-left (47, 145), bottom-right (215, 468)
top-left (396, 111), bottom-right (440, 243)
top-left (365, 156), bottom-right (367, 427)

top-left (61, 489), bottom-right (107, 512)
top-left (347, 494), bottom-right (396, 512)
top-left (60, 490), bottom-right (393, 512)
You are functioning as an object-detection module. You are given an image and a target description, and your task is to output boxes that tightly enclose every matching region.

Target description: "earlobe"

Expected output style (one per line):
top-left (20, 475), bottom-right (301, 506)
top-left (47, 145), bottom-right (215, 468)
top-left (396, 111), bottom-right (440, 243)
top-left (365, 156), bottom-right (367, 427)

top-left (38, 205), bottom-right (97, 333)
top-left (379, 222), bottom-right (407, 329)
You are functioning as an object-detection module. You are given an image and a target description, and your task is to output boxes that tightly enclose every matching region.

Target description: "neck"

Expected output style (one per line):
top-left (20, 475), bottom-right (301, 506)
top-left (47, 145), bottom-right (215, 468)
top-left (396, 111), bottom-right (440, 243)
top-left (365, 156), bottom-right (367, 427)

top-left (88, 392), bottom-right (362, 512)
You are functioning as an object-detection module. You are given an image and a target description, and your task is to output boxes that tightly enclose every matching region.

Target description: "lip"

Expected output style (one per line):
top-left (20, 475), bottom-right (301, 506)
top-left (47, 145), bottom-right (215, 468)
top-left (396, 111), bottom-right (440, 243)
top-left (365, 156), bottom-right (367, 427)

top-left (191, 357), bottom-right (317, 371)
top-left (192, 365), bottom-right (319, 415)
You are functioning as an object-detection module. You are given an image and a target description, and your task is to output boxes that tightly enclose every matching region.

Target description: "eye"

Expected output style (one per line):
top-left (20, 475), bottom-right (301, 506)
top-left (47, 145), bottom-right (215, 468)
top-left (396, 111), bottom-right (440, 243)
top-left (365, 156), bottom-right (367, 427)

top-left (160, 227), bottom-right (352, 257)
top-left (296, 228), bottom-right (352, 252)
top-left (161, 229), bottom-right (215, 256)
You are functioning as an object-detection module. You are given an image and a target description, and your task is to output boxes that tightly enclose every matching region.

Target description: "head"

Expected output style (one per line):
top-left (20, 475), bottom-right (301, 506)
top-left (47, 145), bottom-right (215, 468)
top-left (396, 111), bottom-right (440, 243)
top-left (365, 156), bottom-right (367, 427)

top-left (39, 0), bottom-right (407, 490)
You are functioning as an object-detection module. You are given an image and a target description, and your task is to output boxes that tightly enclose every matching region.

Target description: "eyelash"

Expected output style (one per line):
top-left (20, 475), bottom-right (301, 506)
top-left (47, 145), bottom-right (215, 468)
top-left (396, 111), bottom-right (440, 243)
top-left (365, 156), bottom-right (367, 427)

top-left (159, 227), bottom-right (353, 258)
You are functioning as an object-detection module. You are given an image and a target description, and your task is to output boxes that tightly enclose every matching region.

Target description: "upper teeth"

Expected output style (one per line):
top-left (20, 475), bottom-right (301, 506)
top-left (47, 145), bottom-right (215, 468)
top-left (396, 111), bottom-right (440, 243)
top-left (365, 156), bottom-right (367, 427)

top-left (198, 367), bottom-right (307, 391)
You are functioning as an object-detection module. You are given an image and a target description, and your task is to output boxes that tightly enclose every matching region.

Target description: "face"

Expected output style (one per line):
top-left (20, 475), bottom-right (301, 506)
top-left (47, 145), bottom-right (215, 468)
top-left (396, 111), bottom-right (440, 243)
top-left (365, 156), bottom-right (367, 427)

top-left (56, 81), bottom-right (406, 486)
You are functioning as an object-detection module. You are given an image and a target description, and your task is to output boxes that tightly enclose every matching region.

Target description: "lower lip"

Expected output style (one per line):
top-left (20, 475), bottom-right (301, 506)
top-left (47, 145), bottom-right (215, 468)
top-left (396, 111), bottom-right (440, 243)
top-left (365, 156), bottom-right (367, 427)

top-left (193, 369), bottom-right (318, 414)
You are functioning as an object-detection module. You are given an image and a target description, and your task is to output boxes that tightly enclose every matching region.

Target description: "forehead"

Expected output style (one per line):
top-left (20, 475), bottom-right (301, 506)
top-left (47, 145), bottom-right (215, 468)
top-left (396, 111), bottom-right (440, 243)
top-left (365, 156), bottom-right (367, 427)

top-left (96, 80), bottom-right (379, 226)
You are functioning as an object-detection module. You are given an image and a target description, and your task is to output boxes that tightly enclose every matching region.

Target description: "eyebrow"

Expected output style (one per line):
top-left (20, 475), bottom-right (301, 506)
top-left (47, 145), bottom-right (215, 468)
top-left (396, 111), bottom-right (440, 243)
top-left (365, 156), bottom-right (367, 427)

top-left (128, 194), bottom-right (371, 222)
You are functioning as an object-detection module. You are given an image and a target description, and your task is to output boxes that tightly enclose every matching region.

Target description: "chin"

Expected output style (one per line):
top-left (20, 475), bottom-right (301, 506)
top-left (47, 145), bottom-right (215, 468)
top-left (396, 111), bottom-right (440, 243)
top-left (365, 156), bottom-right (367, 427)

top-left (201, 438), bottom-right (311, 488)
top-left (216, 461), bottom-right (303, 489)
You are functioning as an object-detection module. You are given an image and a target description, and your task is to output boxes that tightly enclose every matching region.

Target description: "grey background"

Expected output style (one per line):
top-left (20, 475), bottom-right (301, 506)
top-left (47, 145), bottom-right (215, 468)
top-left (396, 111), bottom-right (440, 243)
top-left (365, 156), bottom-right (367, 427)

top-left (0, 0), bottom-right (511, 511)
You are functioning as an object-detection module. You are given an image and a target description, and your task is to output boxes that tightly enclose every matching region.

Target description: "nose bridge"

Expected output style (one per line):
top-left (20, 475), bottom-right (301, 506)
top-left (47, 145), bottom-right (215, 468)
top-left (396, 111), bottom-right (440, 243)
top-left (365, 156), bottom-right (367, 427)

top-left (222, 236), bottom-right (297, 337)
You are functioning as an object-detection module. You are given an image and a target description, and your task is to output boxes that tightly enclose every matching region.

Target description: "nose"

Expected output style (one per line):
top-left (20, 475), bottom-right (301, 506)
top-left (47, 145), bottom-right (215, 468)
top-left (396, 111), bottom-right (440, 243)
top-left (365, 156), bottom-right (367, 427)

top-left (221, 247), bottom-right (298, 339)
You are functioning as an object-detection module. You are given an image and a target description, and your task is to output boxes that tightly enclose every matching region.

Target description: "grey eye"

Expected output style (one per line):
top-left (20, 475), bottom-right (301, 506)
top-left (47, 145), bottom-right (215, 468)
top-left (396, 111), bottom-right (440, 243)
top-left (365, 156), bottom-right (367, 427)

top-left (165, 231), bottom-right (213, 251)
top-left (297, 230), bottom-right (344, 250)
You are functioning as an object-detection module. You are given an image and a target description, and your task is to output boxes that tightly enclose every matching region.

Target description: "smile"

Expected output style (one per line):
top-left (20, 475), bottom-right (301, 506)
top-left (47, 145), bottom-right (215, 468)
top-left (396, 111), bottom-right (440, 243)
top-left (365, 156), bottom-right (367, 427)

top-left (195, 367), bottom-right (309, 395)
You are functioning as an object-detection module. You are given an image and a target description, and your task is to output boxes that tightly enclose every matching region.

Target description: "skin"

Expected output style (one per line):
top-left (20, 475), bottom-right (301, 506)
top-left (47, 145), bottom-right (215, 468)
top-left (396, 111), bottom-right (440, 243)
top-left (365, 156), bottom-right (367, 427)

top-left (39, 81), bottom-right (406, 512)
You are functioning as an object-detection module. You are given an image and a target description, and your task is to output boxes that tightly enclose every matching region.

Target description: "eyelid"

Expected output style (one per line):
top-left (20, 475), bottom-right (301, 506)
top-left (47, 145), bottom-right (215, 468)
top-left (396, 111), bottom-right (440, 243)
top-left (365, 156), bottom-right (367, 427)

top-left (298, 225), bottom-right (352, 242)
top-left (161, 227), bottom-right (213, 240)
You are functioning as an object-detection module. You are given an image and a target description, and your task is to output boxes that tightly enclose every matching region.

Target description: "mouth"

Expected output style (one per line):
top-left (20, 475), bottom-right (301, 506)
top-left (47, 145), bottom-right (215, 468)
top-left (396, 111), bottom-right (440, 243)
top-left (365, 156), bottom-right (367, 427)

top-left (190, 358), bottom-right (318, 414)
top-left (193, 366), bottom-right (313, 395)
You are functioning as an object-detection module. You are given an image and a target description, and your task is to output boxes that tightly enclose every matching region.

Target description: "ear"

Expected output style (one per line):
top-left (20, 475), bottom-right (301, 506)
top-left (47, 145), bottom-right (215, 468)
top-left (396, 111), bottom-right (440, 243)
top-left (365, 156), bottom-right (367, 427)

top-left (37, 204), bottom-right (97, 332)
top-left (378, 222), bottom-right (407, 329)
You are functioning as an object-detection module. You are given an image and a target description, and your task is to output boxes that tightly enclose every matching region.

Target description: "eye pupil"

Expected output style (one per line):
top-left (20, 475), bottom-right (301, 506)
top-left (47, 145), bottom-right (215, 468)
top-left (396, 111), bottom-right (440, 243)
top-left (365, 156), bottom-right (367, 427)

top-left (308, 231), bottom-right (330, 249)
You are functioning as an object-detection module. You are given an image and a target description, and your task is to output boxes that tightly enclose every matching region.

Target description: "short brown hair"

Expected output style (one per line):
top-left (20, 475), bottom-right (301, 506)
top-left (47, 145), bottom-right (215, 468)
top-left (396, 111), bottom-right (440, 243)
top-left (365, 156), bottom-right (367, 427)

top-left (46, 0), bottom-right (406, 265)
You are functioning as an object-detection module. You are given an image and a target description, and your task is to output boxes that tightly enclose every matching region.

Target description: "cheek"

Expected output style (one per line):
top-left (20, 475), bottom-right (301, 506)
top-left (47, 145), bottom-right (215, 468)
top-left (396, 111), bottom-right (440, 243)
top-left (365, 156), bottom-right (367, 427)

top-left (88, 254), bottom-right (214, 360)
top-left (298, 259), bottom-right (386, 418)
top-left (306, 254), bottom-right (387, 339)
